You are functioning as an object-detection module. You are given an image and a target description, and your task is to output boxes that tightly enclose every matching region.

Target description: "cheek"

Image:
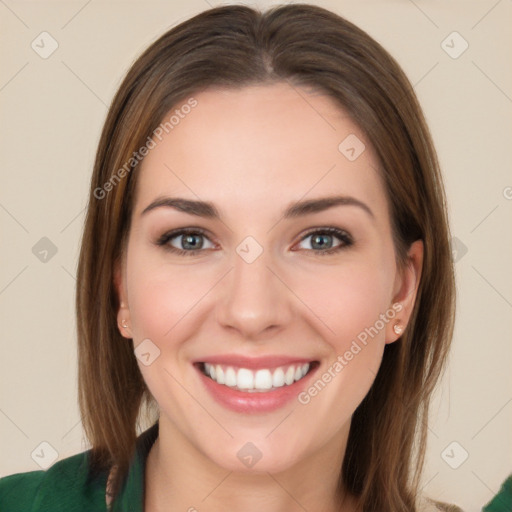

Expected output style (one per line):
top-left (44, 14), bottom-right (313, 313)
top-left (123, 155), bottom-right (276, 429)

top-left (125, 253), bottom-right (213, 399)
top-left (292, 264), bottom-right (393, 426)
top-left (293, 257), bottom-right (394, 348)
top-left (125, 247), bottom-right (216, 344)
top-left (128, 277), bottom-right (180, 340)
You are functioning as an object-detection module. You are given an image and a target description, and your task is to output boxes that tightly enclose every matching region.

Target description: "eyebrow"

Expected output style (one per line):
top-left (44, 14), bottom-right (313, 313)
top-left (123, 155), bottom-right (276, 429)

top-left (141, 195), bottom-right (374, 220)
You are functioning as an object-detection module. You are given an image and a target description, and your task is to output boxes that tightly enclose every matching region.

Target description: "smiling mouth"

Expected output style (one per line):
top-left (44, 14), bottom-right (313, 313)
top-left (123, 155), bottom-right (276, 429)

top-left (197, 361), bottom-right (319, 393)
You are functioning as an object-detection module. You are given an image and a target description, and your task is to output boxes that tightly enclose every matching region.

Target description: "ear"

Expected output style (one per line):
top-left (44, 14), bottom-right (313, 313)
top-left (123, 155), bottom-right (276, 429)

top-left (385, 239), bottom-right (423, 344)
top-left (113, 256), bottom-right (133, 339)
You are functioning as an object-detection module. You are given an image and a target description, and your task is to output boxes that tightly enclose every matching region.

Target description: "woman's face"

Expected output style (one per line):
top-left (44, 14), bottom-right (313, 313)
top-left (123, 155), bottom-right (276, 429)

top-left (116, 82), bottom-right (422, 473)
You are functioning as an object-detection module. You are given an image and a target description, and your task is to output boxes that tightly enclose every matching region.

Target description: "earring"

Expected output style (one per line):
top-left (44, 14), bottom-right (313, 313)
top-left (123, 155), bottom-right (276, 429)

top-left (393, 322), bottom-right (405, 336)
top-left (122, 320), bottom-right (128, 329)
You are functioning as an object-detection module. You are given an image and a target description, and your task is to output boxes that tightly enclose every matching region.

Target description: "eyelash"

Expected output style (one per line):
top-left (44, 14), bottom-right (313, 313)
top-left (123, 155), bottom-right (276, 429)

top-left (155, 227), bottom-right (354, 257)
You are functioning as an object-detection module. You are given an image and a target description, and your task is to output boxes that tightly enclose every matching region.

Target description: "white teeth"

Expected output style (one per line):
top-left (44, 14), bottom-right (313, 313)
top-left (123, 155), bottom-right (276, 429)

top-left (202, 362), bottom-right (311, 392)
top-left (204, 363), bottom-right (213, 378)
top-left (237, 368), bottom-right (254, 390)
top-left (272, 367), bottom-right (285, 387)
top-left (225, 367), bottom-right (237, 387)
top-left (284, 366), bottom-right (295, 385)
top-left (254, 369), bottom-right (273, 390)
top-left (216, 366), bottom-right (225, 385)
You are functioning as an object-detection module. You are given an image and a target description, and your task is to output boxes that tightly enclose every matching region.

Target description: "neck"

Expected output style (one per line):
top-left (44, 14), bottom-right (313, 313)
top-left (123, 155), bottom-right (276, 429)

top-left (144, 416), bottom-right (357, 512)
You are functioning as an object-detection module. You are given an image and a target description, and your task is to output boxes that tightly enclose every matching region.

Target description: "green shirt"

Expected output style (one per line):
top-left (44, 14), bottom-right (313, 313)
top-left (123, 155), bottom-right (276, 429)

top-left (1, 421), bottom-right (466, 511)
top-left (0, 421), bottom-right (159, 512)
top-left (482, 475), bottom-right (512, 512)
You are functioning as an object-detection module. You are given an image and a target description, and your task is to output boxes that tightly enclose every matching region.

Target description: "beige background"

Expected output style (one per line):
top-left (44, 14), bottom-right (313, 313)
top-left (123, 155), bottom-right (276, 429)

top-left (1, 1), bottom-right (511, 510)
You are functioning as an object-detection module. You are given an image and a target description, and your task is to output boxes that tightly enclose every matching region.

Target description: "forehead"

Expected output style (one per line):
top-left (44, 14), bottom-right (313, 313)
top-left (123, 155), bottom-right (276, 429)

top-left (133, 82), bottom-right (388, 221)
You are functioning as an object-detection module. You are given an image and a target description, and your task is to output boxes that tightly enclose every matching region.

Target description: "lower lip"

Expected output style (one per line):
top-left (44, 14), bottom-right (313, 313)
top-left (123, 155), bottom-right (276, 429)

top-left (195, 364), bottom-right (318, 414)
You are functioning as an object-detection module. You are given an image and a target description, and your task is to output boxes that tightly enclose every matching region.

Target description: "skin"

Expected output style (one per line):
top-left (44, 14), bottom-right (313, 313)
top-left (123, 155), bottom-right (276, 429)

top-left (114, 82), bottom-right (423, 512)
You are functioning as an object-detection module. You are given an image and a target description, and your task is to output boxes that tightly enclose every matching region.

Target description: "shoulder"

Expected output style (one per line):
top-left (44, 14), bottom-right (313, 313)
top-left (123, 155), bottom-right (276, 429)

top-left (483, 474), bottom-right (512, 511)
top-left (418, 494), bottom-right (465, 512)
top-left (0, 449), bottom-right (108, 512)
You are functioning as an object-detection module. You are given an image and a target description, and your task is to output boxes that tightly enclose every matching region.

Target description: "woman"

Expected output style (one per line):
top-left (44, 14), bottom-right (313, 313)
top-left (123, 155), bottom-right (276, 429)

top-left (0, 4), bottom-right (463, 511)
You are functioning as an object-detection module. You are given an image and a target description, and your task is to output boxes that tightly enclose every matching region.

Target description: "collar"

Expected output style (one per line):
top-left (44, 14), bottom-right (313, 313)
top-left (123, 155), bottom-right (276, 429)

top-left (112, 421), bottom-right (159, 512)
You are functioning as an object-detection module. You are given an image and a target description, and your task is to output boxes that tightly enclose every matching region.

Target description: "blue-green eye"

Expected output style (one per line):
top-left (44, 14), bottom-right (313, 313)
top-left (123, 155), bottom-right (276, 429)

top-left (294, 227), bottom-right (353, 255)
top-left (156, 228), bottom-right (214, 256)
top-left (156, 226), bottom-right (353, 256)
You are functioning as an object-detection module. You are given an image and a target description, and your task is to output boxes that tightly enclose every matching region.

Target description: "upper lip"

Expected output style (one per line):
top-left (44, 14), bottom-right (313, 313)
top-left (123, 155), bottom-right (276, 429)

top-left (193, 354), bottom-right (317, 370)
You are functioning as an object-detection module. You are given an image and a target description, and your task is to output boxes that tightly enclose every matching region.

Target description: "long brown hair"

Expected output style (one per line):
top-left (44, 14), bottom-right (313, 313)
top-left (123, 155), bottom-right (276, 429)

top-left (76, 4), bottom-right (456, 510)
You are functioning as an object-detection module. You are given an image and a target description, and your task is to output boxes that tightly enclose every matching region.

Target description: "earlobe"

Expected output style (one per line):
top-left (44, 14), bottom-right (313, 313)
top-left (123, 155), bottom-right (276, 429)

top-left (392, 322), bottom-right (405, 336)
top-left (117, 308), bottom-right (133, 339)
top-left (114, 259), bottom-right (133, 339)
top-left (386, 240), bottom-right (424, 344)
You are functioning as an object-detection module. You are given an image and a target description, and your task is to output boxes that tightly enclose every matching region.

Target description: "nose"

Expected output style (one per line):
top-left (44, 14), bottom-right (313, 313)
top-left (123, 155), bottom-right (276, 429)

top-left (215, 243), bottom-right (293, 340)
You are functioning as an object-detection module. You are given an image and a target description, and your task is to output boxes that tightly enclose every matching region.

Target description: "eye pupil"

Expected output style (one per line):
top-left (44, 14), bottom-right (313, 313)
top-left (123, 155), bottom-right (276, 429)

top-left (311, 234), bottom-right (333, 250)
top-left (182, 234), bottom-right (203, 250)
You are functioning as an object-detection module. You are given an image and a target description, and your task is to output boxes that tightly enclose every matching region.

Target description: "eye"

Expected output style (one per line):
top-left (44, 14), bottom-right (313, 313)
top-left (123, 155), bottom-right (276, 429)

top-left (156, 228), bottom-right (216, 256)
top-left (155, 226), bottom-right (353, 257)
top-left (294, 227), bottom-right (353, 255)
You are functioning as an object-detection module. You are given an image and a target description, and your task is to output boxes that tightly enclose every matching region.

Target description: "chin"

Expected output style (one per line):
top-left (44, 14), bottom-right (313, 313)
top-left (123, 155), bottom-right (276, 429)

top-left (199, 434), bottom-right (312, 475)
